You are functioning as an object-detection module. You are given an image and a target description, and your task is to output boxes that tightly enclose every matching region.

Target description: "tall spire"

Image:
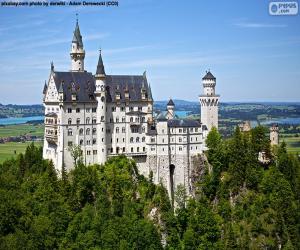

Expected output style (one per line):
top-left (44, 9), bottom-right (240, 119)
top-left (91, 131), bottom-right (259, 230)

top-left (96, 49), bottom-right (106, 75)
top-left (72, 14), bottom-right (83, 48)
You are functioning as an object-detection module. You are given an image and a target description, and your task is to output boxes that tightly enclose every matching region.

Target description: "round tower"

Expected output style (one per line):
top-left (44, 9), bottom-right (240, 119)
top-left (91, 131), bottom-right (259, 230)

top-left (166, 98), bottom-right (175, 120)
top-left (94, 50), bottom-right (107, 164)
top-left (199, 70), bottom-right (220, 131)
top-left (270, 124), bottom-right (279, 146)
top-left (70, 18), bottom-right (85, 71)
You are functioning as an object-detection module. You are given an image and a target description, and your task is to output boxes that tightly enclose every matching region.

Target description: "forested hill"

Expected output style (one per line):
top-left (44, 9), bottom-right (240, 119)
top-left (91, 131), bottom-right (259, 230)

top-left (0, 126), bottom-right (300, 249)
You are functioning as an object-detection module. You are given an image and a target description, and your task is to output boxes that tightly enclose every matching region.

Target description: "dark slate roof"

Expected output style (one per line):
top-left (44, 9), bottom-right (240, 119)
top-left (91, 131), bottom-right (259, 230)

top-left (167, 99), bottom-right (175, 106)
top-left (52, 71), bottom-right (96, 103)
top-left (43, 81), bottom-right (47, 94)
top-left (156, 111), bottom-right (168, 121)
top-left (50, 71), bottom-right (152, 103)
top-left (202, 71), bottom-right (216, 80)
top-left (72, 21), bottom-right (83, 48)
top-left (96, 51), bottom-right (105, 75)
top-left (168, 119), bottom-right (201, 128)
top-left (105, 75), bottom-right (152, 103)
top-left (45, 112), bottom-right (57, 117)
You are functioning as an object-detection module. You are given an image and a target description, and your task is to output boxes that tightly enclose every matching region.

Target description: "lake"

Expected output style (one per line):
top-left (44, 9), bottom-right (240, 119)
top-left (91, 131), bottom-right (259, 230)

top-left (250, 117), bottom-right (300, 127)
top-left (0, 116), bottom-right (44, 125)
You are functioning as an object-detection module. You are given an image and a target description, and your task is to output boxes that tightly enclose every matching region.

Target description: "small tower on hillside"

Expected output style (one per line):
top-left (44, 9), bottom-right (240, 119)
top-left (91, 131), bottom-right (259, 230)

top-left (270, 124), bottom-right (279, 146)
top-left (166, 98), bottom-right (175, 120)
top-left (199, 70), bottom-right (220, 132)
top-left (70, 17), bottom-right (85, 71)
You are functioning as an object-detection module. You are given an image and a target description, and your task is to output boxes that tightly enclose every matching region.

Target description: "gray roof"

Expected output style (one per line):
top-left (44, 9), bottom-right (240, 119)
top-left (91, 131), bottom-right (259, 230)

top-left (53, 71), bottom-right (96, 103)
top-left (49, 71), bottom-right (152, 103)
top-left (105, 75), bottom-right (152, 103)
top-left (167, 99), bottom-right (175, 106)
top-left (202, 71), bottom-right (216, 80)
top-left (43, 81), bottom-right (47, 94)
top-left (72, 21), bottom-right (83, 48)
top-left (167, 119), bottom-right (201, 128)
top-left (96, 51), bottom-right (105, 75)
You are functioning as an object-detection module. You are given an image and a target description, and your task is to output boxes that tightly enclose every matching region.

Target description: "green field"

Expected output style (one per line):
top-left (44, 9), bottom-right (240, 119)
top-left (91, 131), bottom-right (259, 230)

top-left (280, 136), bottom-right (300, 154)
top-left (0, 124), bottom-right (44, 137)
top-left (0, 141), bottom-right (43, 163)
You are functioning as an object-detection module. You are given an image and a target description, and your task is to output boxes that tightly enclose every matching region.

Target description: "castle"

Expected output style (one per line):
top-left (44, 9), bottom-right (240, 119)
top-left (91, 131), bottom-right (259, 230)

top-left (42, 20), bottom-right (219, 197)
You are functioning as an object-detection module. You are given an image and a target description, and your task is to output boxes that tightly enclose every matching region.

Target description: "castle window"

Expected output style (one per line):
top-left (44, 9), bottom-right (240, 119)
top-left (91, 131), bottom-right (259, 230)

top-left (111, 148), bottom-right (113, 153)
top-left (102, 128), bottom-right (104, 132)
top-left (93, 150), bottom-right (97, 155)
top-left (92, 108), bottom-right (97, 113)
top-left (76, 118), bottom-right (80, 125)
top-left (183, 128), bottom-right (186, 133)
top-left (93, 139), bottom-right (96, 145)
top-left (76, 108), bottom-right (80, 113)
top-left (79, 128), bottom-right (83, 135)
top-left (130, 107), bottom-right (134, 111)
top-left (101, 116), bottom-right (104, 122)
top-left (162, 139), bottom-right (165, 143)
top-left (110, 118), bottom-right (113, 123)
top-left (79, 139), bottom-right (83, 145)
top-left (143, 147), bottom-right (145, 152)
top-left (151, 137), bottom-right (155, 143)
top-left (117, 138), bottom-right (119, 143)
top-left (86, 118), bottom-right (90, 124)
top-left (123, 138), bottom-right (125, 143)
top-left (179, 147), bottom-right (182, 151)
top-left (86, 128), bottom-right (90, 135)
top-left (68, 141), bottom-right (73, 146)
top-left (130, 117), bottom-right (133, 122)
top-left (190, 128), bottom-right (193, 132)
top-left (196, 137), bottom-right (198, 141)
top-left (162, 129), bottom-right (165, 134)
top-left (195, 128), bottom-right (198, 132)
top-left (122, 117), bottom-right (125, 122)
top-left (121, 107), bottom-right (125, 111)
top-left (179, 137), bottom-right (182, 142)
top-left (142, 117), bottom-right (145, 122)
top-left (68, 118), bottom-right (72, 125)
top-left (179, 129), bottom-right (182, 133)
top-left (92, 118), bottom-right (96, 124)
top-left (138, 106), bottom-right (142, 111)
top-left (86, 108), bottom-right (90, 113)
top-left (151, 147), bottom-right (155, 151)
top-left (122, 127), bottom-right (125, 133)
top-left (68, 129), bottom-right (73, 136)
top-left (111, 107), bottom-right (116, 111)
top-left (137, 147), bottom-right (139, 152)
top-left (87, 150), bottom-right (91, 155)
top-left (116, 127), bottom-right (119, 133)
top-left (130, 137), bottom-right (134, 143)
top-left (142, 137), bottom-right (145, 142)
top-left (123, 147), bottom-right (125, 152)
top-left (87, 140), bottom-right (90, 145)
top-left (136, 137), bottom-right (140, 143)
top-left (131, 147), bottom-right (133, 153)
top-left (135, 117), bottom-right (139, 122)
top-left (116, 117), bottom-right (119, 123)
top-left (92, 128), bottom-right (96, 135)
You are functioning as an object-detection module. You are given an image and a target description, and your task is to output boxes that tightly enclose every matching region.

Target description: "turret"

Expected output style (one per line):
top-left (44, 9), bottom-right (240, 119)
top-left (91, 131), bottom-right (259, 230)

top-left (199, 70), bottom-right (220, 132)
top-left (270, 124), bottom-right (279, 146)
top-left (70, 18), bottom-right (85, 71)
top-left (94, 50), bottom-right (107, 164)
top-left (166, 98), bottom-right (175, 120)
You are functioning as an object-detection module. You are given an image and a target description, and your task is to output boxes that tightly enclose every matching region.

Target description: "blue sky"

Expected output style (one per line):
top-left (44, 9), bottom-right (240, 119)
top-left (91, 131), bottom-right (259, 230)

top-left (0, 0), bottom-right (299, 104)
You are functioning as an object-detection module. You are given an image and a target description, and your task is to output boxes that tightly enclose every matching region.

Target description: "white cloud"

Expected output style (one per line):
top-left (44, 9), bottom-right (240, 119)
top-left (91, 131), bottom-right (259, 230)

top-left (234, 22), bottom-right (287, 28)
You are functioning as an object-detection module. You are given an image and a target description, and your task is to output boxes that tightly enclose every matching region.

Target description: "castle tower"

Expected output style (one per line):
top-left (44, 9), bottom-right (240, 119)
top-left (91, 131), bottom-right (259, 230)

top-left (199, 71), bottom-right (220, 131)
top-left (270, 124), bottom-right (279, 146)
top-left (70, 18), bottom-right (85, 71)
top-left (166, 98), bottom-right (175, 120)
top-left (94, 50), bottom-right (107, 164)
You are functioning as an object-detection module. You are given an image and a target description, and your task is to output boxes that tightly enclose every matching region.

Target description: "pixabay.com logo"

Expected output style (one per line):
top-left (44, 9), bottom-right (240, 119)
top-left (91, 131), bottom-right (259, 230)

top-left (269, 1), bottom-right (298, 15)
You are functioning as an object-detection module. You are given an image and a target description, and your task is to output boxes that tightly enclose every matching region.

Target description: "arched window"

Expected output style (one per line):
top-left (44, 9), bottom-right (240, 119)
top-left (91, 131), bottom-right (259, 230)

top-left (79, 139), bottom-right (83, 145)
top-left (142, 127), bottom-right (145, 133)
top-left (92, 128), bottom-right (96, 135)
top-left (92, 118), bottom-right (96, 124)
top-left (79, 128), bottom-right (83, 135)
top-left (122, 127), bottom-right (125, 133)
top-left (116, 117), bottom-right (119, 123)
top-left (116, 127), bottom-right (119, 133)
top-left (130, 137), bottom-right (134, 143)
top-left (68, 118), bottom-right (72, 125)
top-left (93, 139), bottom-right (96, 145)
top-left (86, 128), bottom-right (90, 135)
top-left (130, 117), bottom-right (133, 122)
top-left (68, 128), bottom-right (72, 136)
top-left (76, 118), bottom-right (80, 124)
top-left (86, 117), bottom-right (90, 124)
top-left (136, 137), bottom-right (140, 143)
top-left (142, 137), bottom-right (145, 142)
